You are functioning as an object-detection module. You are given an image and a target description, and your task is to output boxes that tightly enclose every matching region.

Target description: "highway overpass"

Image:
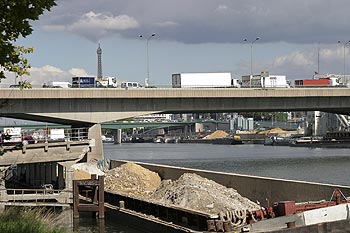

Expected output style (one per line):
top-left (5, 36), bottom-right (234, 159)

top-left (0, 87), bottom-right (349, 190)
top-left (1, 87), bottom-right (350, 125)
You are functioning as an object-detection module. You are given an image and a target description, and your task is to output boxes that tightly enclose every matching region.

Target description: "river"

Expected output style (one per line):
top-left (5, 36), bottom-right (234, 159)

top-left (77, 143), bottom-right (350, 232)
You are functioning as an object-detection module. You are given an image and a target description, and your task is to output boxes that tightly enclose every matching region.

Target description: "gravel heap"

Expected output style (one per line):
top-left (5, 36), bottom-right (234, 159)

top-left (150, 173), bottom-right (260, 215)
top-left (104, 162), bottom-right (161, 197)
top-left (203, 130), bottom-right (229, 139)
top-left (104, 162), bottom-right (260, 220)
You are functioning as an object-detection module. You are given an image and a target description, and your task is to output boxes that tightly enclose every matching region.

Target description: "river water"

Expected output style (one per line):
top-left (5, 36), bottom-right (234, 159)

top-left (77, 143), bottom-right (350, 232)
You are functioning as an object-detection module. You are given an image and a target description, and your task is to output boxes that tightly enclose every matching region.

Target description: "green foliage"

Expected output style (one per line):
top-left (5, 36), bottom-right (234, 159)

top-left (0, 208), bottom-right (66, 233)
top-left (0, 0), bottom-right (56, 80)
top-left (19, 80), bottom-right (33, 89)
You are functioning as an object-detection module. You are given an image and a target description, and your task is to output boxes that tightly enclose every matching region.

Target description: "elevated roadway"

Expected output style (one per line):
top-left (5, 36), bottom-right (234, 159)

top-left (0, 87), bottom-right (348, 162)
top-left (1, 87), bottom-right (350, 124)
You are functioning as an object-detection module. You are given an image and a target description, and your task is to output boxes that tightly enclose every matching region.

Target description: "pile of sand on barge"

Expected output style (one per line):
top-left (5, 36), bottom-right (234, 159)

top-left (104, 162), bottom-right (260, 215)
top-left (104, 162), bottom-right (161, 197)
top-left (150, 173), bottom-right (260, 215)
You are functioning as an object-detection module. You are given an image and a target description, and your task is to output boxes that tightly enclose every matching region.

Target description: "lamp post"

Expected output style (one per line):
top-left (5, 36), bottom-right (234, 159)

top-left (338, 40), bottom-right (350, 80)
top-left (243, 37), bottom-right (260, 87)
top-left (139, 33), bottom-right (156, 87)
top-left (317, 41), bottom-right (320, 75)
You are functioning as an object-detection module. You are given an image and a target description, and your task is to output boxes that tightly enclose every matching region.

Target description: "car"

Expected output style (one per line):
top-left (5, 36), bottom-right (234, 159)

top-left (9, 84), bottom-right (20, 88)
top-left (120, 82), bottom-right (142, 89)
top-left (0, 134), bottom-right (37, 146)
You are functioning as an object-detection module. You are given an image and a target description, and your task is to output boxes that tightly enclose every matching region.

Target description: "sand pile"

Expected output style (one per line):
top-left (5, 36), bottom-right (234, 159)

top-left (150, 173), bottom-right (260, 215)
top-left (258, 127), bottom-right (287, 135)
top-left (104, 162), bottom-right (161, 197)
top-left (71, 162), bottom-right (105, 180)
top-left (203, 130), bottom-right (229, 139)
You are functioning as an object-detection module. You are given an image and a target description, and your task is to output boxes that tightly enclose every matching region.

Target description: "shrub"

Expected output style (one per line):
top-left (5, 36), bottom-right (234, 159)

top-left (0, 208), bottom-right (66, 233)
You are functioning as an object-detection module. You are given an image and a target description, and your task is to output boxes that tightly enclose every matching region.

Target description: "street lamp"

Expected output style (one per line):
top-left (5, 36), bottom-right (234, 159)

top-left (317, 41), bottom-right (320, 75)
top-left (139, 33), bottom-right (156, 87)
top-left (243, 37), bottom-right (260, 87)
top-left (338, 40), bottom-right (350, 80)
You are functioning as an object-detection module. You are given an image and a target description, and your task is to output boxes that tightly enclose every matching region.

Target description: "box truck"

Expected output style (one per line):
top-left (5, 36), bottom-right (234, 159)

top-left (96, 76), bottom-right (118, 88)
top-left (172, 72), bottom-right (239, 88)
top-left (71, 77), bottom-right (96, 88)
top-left (241, 72), bottom-right (290, 88)
top-left (43, 81), bottom-right (71, 88)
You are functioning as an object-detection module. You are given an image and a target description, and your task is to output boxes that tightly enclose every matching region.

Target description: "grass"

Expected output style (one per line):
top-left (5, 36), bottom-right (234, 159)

top-left (0, 208), bottom-right (66, 233)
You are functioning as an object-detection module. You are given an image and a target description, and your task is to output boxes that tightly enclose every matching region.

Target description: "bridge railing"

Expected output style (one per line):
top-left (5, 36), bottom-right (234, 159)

top-left (20, 127), bottom-right (89, 144)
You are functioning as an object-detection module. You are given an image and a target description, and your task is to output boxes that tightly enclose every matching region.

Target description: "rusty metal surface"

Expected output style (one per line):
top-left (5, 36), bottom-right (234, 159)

top-left (73, 175), bottom-right (105, 219)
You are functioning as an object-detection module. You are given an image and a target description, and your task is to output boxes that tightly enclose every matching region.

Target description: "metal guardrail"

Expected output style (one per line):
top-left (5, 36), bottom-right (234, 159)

top-left (18, 127), bottom-right (89, 143)
top-left (3, 188), bottom-right (64, 202)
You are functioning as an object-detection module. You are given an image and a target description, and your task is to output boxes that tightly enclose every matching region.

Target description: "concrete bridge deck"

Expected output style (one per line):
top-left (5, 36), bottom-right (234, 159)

top-left (1, 88), bottom-right (350, 124)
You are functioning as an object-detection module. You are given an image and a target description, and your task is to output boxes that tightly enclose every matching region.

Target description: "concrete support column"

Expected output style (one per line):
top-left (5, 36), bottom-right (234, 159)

top-left (51, 162), bottom-right (57, 188)
top-left (113, 129), bottom-right (122, 144)
top-left (27, 164), bottom-right (33, 185)
top-left (44, 163), bottom-right (52, 185)
top-left (58, 164), bottom-right (65, 189)
top-left (0, 166), bottom-right (9, 202)
top-left (40, 163), bottom-right (45, 187)
top-left (34, 163), bottom-right (40, 187)
top-left (88, 124), bottom-right (104, 161)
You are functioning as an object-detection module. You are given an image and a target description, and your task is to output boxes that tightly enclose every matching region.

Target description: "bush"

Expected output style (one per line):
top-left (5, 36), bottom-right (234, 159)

top-left (0, 208), bottom-right (66, 233)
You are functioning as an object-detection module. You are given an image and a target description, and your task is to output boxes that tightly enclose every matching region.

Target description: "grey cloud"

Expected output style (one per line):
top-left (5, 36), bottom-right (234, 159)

top-left (38, 0), bottom-right (350, 44)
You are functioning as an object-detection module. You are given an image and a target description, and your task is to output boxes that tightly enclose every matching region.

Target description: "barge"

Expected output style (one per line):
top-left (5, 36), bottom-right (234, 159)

top-left (178, 137), bottom-right (243, 145)
top-left (96, 160), bottom-right (350, 232)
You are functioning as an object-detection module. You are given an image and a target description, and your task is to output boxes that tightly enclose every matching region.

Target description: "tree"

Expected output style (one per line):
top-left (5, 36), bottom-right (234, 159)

top-left (0, 0), bottom-right (56, 80)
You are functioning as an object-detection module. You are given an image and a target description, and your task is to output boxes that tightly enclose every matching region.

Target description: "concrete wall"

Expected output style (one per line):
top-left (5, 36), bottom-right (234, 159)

top-left (110, 160), bottom-right (350, 205)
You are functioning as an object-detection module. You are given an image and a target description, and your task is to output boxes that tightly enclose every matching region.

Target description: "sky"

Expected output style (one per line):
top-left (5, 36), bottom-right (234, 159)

top-left (3, 0), bottom-right (350, 87)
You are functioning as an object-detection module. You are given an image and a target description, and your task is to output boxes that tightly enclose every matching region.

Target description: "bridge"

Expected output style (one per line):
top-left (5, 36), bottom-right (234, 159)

top-left (1, 88), bottom-right (350, 124)
top-left (0, 87), bottom-right (349, 159)
top-left (0, 87), bottom-right (349, 208)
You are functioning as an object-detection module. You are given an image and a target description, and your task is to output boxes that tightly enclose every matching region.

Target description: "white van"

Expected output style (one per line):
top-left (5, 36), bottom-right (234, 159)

top-left (120, 82), bottom-right (142, 89)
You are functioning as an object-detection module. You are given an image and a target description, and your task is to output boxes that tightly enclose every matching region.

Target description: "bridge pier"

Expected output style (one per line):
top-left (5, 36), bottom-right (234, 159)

top-left (87, 124), bottom-right (104, 162)
top-left (113, 129), bottom-right (122, 144)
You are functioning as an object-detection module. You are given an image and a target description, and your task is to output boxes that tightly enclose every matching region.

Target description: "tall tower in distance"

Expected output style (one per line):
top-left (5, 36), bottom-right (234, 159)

top-left (97, 43), bottom-right (102, 79)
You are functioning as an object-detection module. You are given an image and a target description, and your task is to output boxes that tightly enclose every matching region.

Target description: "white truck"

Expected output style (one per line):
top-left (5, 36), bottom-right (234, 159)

top-left (241, 72), bottom-right (290, 88)
top-left (172, 72), bottom-right (240, 88)
top-left (96, 76), bottom-right (117, 88)
top-left (43, 81), bottom-right (72, 88)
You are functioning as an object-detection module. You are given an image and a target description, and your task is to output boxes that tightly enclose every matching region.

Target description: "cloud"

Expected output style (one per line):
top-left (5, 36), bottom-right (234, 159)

top-left (273, 52), bottom-right (312, 67)
top-left (2, 65), bottom-right (91, 87)
top-left (37, 0), bottom-right (350, 44)
top-left (215, 4), bottom-right (228, 12)
top-left (155, 21), bottom-right (179, 28)
top-left (69, 68), bottom-right (89, 77)
top-left (41, 11), bottom-right (139, 42)
top-left (68, 11), bottom-right (139, 41)
top-left (41, 25), bottom-right (66, 32)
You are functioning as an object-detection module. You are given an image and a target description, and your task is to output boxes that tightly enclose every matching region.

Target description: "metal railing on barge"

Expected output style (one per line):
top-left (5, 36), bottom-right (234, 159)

top-left (0, 188), bottom-right (70, 207)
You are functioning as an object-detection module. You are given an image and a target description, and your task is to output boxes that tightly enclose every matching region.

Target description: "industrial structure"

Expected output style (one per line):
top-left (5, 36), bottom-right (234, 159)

top-left (97, 43), bottom-right (103, 79)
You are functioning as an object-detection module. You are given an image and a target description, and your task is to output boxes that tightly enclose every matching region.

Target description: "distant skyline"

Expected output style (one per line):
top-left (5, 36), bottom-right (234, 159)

top-left (2, 0), bottom-right (350, 87)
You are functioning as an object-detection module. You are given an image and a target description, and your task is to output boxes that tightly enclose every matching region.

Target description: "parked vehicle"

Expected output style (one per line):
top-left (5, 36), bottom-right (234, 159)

top-left (172, 72), bottom-right (237, 88)
top-left (0, 127), bottom-right (36, 146)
